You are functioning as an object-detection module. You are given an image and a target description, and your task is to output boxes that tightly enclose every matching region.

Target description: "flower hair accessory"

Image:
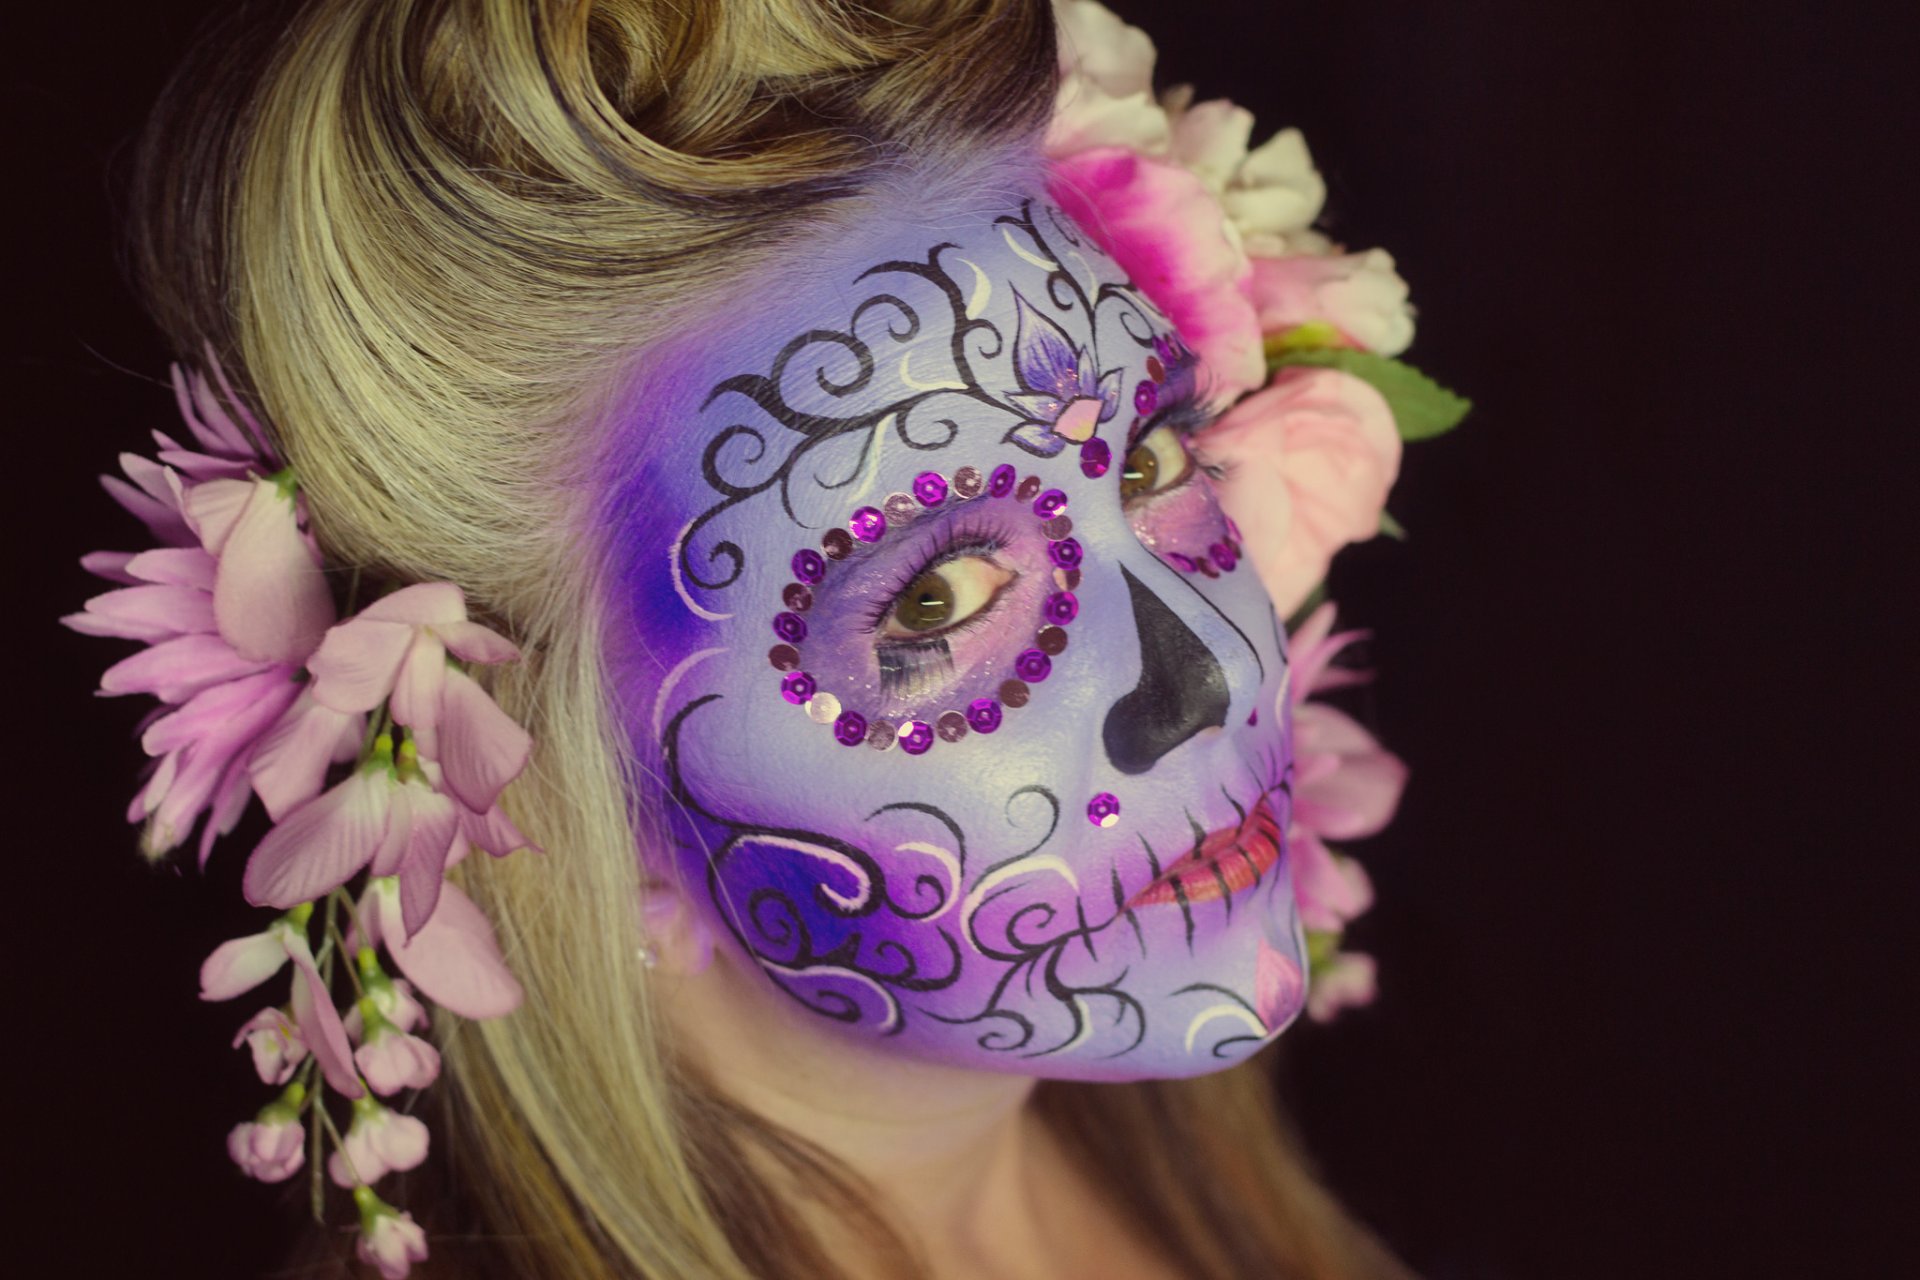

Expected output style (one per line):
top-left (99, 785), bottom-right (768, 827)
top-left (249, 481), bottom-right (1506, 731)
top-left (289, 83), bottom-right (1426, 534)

top-left (1047, 0), bottom-right (1471, 1007)
top-left (64, 360), bottom-right (533, 1277)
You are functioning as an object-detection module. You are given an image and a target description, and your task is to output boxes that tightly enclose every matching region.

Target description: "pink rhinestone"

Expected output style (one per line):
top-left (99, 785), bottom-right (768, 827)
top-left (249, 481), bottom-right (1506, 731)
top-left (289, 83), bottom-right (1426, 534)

top-left (1087, 792), bottom-right (1121, 828)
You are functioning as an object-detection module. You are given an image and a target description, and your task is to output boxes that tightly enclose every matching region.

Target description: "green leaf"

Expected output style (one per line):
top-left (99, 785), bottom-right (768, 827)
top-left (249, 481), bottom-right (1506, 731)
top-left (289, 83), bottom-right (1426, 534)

top-left (1268, 347), bottom-right (1473, 442)
top-left (1283, 581), bottom-right (1330, 634)
top-left (1378, 509), bottom-right (1407, 541)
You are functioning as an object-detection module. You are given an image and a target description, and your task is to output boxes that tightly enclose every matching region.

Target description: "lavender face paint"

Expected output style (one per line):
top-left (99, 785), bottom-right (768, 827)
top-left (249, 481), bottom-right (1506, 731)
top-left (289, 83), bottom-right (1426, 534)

top-left (601, 189), bottom-right (1303, 1079)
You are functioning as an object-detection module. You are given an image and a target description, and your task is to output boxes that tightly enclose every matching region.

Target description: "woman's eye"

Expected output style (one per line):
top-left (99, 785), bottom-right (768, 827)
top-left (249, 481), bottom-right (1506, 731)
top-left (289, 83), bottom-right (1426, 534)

top-left (1120, 425), bottom-right (1195, 501)
top-left (880, 555), bottom-right (1014, 638)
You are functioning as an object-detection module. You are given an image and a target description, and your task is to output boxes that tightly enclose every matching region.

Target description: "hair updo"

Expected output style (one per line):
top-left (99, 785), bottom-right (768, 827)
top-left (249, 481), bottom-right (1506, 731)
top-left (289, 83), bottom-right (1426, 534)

top-left (129, 2), bottom-right (1404, 1276)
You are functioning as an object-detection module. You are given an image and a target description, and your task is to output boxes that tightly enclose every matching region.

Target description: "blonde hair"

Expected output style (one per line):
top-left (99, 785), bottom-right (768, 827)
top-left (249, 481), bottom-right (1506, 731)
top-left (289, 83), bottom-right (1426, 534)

top-left (130, 1), bottom-right (1407, 1276)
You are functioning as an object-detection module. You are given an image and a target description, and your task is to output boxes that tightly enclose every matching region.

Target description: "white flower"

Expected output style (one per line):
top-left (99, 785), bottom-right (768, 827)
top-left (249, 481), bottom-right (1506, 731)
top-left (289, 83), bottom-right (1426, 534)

top-left (354, 1187), bottom-right (429, 1279)
top-left (1047, 0), bottom-right (1171, 157)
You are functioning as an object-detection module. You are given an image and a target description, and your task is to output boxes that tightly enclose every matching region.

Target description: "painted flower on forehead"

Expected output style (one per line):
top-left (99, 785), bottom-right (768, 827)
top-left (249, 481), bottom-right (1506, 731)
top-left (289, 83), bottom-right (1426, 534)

top-left (1003, 291), bottom-right (1123, 457)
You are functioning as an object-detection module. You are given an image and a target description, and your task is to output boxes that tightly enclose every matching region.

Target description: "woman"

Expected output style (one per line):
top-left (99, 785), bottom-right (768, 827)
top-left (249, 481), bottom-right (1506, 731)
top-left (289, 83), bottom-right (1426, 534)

top-left (85, 0), bottom-right (1430, 1274)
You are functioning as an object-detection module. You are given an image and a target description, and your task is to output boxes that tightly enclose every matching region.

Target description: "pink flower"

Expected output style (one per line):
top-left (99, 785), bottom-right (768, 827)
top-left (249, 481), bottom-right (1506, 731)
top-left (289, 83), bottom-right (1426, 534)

top-left (353, 1187), bottom-right (429, 1280)
top-left (1049, 148), bottom-right (1265, 401)
top-left (1307, 950), bottom-right (1378, 1023)
top-left (1249, 248), bottom-right (1416, 357)
top-left (1195, 367), bottom-right (1403, 616)
top-left (232, 1007), bottom-right (306, 1085)
top-left (358, 875), bottom-right (524, 1020)
top-left (345, 972), bottom-right (427, 1039)
top-left (226, 1083), bottom-right (307, 1183)
top-left (64, 378), bottom-right (333, 861)
top-left (1290, 829), bottom-right (1376, 934)
top-left (247, 688), bottom-right (366, 822)
top-left (328, 1096), bottom-right (429, 1188)
top-left (242, 733), bottom-right (461, 917)
top-left (305, 582), bottom-right (527, 808)
top-left (199, 906), bottom-right (363, 1099)
top-left (354, 1018), bottom-right (442, 1097)
top-left (1254, 939), bottom-right (1305, 1029)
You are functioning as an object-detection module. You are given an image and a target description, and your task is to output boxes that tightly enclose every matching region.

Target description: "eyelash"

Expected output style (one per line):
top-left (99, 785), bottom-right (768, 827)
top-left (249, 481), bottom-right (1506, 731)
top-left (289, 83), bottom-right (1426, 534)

top-left (862, 515), bottom-right (1015, 700)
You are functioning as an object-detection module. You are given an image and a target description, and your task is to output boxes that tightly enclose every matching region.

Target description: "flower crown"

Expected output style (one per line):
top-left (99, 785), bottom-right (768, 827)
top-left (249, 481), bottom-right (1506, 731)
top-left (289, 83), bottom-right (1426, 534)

top-left (64, 5), bottom-right (1466, 1274)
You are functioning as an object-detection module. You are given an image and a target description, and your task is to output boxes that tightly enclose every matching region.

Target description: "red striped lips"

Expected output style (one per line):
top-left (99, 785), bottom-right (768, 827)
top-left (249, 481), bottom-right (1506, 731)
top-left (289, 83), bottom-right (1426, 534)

top-left (1127, 795), bottom-right (1284, 910)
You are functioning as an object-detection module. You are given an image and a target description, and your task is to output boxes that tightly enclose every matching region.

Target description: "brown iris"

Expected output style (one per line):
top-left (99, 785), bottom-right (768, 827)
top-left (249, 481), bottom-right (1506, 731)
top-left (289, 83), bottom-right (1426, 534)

top-left (1120, 443), bottom-right (1160, 500)
top-left (891, 569), bottom-right (955, 632)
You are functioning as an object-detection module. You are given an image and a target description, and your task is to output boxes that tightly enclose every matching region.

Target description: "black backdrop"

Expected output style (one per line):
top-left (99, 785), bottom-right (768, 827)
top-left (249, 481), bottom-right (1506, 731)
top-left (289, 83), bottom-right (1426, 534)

top-left (10, 2), bottom-right (1907, 1277)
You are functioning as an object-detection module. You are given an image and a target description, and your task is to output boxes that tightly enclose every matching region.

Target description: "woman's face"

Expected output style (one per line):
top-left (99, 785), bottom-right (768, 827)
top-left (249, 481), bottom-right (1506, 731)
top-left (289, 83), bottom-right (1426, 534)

top-left (601, 184), bottom-right (1305, 1080)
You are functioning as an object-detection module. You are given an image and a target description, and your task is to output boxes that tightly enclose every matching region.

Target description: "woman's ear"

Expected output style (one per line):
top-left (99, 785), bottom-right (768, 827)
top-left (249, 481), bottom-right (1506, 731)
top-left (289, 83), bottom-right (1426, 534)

top-left (639, 879), bottom-right (716, 977)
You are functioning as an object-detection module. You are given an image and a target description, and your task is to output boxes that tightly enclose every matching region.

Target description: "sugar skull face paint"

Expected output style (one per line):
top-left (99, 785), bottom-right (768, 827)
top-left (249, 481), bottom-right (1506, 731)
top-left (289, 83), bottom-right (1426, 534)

top-left (601, 188), bottom-right (1305, 1079)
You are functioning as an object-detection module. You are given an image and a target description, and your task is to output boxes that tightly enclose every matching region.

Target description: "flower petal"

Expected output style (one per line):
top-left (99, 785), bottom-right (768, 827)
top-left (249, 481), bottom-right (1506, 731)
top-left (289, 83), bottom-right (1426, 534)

top-left (249, 693), bottom-right (365, 822)
top-left (1293, 703), bottom-right (1409, 840)
top-left (286, 934), bottom-right (364, 1098)
top-left (124, 547), bottom-right (218, 591)
top-left (1254, 938), bottom-right (1305, 1029)
top-left (211, 479), bottom-right (334, 664)
top-left (243, 770), bottom-right (391, 909)
top-left (358, 581), bottom-right (467, 627)
top-left (70, 583), bottom-right (217, 643)
top-left (387, 630), bottom-right (447, 756)
top-left (307, 617), bottom-right (415, 714)
top-left (432, 619), bottom-right (521, 666)
top-left (433, 668), bottom-right (532, 813)
top-left (199, 929), bottom-right (292, 1001)
top-left (99, 633), bottom-right (270, 704)
top-left (382, 879), bottom-right (523, 1019)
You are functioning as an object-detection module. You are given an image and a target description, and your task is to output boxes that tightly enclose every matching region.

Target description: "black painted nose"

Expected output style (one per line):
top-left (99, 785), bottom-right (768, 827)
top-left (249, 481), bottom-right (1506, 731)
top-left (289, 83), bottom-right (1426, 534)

top-left (1102, 566), bottom-right (1231, 775)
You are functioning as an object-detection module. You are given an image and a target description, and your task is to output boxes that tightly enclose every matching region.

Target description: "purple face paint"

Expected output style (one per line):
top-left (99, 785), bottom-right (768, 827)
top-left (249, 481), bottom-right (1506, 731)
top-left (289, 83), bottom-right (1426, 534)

top-left (599, 189), bottom-right (1303, 1079)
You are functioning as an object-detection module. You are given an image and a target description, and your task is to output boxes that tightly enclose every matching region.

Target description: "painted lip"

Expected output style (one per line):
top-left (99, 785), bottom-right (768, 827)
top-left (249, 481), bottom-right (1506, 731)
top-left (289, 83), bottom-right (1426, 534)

top-left (1126, 795), bottom-right (1284, 910)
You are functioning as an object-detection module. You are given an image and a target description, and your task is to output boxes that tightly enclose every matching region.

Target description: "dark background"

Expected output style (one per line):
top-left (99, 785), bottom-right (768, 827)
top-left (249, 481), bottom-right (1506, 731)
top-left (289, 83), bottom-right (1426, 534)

top-left (10, 2), bottom-right (1908, 1277)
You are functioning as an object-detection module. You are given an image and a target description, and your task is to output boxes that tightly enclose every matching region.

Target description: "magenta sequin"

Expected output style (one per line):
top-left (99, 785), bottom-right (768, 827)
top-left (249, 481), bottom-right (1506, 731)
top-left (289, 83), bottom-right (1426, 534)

top-left (1043, 591), bottom-right (1079, 626)
top-left (783, 583), bottom-right (814, 612)
top-left (1210, 541), bottom-right (1238, 572)
top-left (849, 506), bottom-right (887, 542)
top-left (772, 612), bottom-right (807, 644)
top-left (1047, 537), bottom-right (1084, 570)
top-left (1133, 380), bottom-right (1159, 415)
top-left (1079, 437), bottom-right (1112, 479)
top-left (935, 711), bottom-right (969, 743)
top-left (1087, 792), bottom-right (1121, 828)
top-left (768, 644), bottom-right (800, 672)
top-left (1014, 649), bottom-right (1052, 683)
top-left (1168, 552), bottom-right (1197, 573)
top-left (1153, 334), bottom-right (1175, 364)
top-left (822, 528), bottom-right (854, 560)
top-left (988, 463), bottom-right (1017, 497)
top-left (898, 720), bottom-right (934, 755)
top-left (966, 698), bottom-right (1003, 733)
top-left (780, 671), bottom-right (816, 705)
top-left (791, 548), bottom-right (826, 584)
top-left (913, 471), bottom-right (949, 506)
top-left (833, 710), bottom-right (869, 746)
top-left (953, 465), bottom-right (986, 498)
top-left (1033, 488), bottom-right (1068, 519)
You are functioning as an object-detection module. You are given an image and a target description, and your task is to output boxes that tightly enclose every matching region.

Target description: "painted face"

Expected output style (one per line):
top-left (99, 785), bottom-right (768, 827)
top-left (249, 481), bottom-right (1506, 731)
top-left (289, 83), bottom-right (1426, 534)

top-left (600, 187), bottom-right (1305, 1080)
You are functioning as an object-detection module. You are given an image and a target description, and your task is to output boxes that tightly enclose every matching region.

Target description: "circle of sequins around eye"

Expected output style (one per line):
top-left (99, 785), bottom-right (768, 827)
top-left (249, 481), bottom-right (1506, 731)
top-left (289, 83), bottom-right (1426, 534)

top-left (775, 463), bottom-right (1090, 755)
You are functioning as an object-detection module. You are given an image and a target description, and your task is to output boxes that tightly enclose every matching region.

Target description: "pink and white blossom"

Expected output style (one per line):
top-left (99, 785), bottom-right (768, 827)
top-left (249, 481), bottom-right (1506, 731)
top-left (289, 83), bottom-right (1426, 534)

top-left (354, 1018), bottom-right (442, 1097)
top-left (359, 875), bottom-right (524, 1020)
top-left (353, 1187), bottom-right (430, 1280)
top-left (226, 1084), bottom-right (307, 1183)
top-left (1050, 148), bottom-right (1265, 400)
top-left (345, 973), bottom-right (427, 1039)
top-left (1048, 0), bottom-right (1167, 157)
top-left (328, 1096), bottom-right (430, 1188)
top-left (305, 582), bottom-right (527, 806)
top-left (1196, 368), bottom-right (1403, 617)
top-left (200, 908), bottom-right (362, 1098)
top-left (1250, 249), bottom-right (1416, 357)
top-left (232, 1006), bottom-right (307, 1086)
top-left (1254, 939), bottom-right (1306, 1030)
top-left (1307, 949), bottom-right (1379, 1023)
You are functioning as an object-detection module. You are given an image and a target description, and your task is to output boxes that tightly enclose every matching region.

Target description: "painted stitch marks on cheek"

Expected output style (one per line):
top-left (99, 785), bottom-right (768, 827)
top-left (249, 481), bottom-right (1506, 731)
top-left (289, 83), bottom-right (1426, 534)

top-left (761, 467), bottom-right (1087, 751)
